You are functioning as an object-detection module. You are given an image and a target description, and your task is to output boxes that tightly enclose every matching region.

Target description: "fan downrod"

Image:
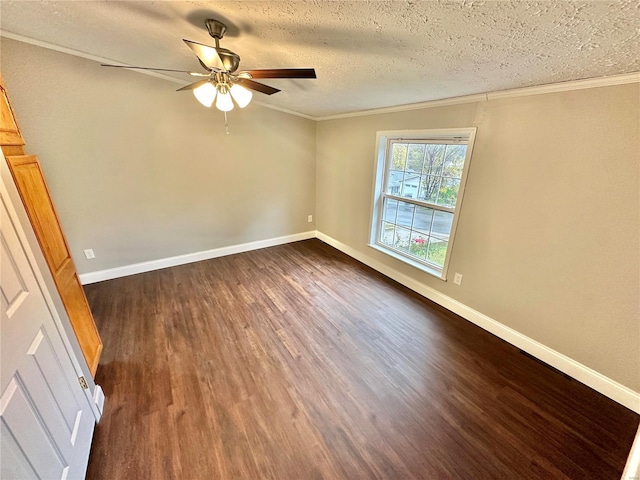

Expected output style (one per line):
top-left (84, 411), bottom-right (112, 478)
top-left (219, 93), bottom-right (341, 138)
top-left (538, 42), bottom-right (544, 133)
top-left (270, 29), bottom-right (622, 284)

top-left (205, 19), bottom-right (227, 40)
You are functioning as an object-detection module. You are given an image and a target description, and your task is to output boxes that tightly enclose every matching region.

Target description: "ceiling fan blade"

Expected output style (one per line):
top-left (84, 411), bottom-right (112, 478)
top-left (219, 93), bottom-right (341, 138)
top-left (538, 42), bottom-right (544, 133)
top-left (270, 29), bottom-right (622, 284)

top-left (238, 68), bottom-right (317, 79)
top-left (101, 64), bottom-right (198, 74)
top-left (176, 80), bottom-right (210, 92)
top-left (235, 78), bottom-right (281, 95)
top-left (183, 39), bottom-right (225, 71)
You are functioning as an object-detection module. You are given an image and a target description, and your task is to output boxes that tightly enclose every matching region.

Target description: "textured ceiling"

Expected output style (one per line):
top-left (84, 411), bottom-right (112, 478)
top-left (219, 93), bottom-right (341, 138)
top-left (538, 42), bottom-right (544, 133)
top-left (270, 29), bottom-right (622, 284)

top-left (1, 1), bottom-right (639, 118)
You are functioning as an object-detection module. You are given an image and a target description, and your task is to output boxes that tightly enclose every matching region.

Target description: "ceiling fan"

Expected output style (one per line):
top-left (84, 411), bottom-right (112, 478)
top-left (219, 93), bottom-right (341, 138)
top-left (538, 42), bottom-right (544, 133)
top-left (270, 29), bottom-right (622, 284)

top-left (102, 19), bottom-right (317, 114)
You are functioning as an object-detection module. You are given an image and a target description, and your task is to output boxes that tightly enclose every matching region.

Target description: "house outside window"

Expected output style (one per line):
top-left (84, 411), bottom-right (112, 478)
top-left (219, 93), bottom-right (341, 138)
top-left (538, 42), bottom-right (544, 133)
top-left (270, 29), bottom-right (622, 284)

top-left (369, 128), bottom-right (477, 279)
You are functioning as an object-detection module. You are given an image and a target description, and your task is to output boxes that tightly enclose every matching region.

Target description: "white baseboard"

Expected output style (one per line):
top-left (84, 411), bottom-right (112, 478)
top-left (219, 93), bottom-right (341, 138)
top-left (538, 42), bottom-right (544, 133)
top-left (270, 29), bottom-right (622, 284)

top-left (315, 231), bottom-right (640, 414)
top-left (623, 426), bottom-right (640, 480)
top-left (93, 385), bottom-right (105, 421)
top-left (78, 231), bottom-right (316, 284)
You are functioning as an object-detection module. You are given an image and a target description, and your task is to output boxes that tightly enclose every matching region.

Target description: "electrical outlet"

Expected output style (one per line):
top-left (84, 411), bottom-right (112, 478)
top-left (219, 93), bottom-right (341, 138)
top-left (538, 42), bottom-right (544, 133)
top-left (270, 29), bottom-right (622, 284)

top-left (83, 249), bottom-right (95, 260)
top-left (453, 273), bottom-right (463, 285)
top-left (307, 215), bottom-right (313, 223)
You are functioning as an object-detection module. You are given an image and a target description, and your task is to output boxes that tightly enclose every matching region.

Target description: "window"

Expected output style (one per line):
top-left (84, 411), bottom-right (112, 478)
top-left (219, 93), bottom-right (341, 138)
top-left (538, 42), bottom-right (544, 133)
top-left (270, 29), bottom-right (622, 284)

top-left (369, 128), bottom-right (476, 279)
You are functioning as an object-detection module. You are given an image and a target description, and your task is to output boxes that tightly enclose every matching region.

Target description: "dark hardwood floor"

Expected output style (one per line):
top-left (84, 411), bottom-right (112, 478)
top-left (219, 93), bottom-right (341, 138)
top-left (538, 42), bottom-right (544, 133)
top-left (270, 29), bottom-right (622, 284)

top-left (84, 239), bottom-right (638, 479)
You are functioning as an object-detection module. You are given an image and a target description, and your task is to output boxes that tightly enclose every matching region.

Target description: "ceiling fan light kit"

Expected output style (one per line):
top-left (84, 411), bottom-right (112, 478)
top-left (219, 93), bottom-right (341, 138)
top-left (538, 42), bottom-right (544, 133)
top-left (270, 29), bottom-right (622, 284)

top-left (193, 81), bottom-right (216, 107)
top-left (229, 83), bottom-right (252, 108)
top-left (191, 75), bottom-right (252, 111)
top-left (215, 85), bottom-right (234, 112)
top-left (101, 18), bottom-right (317, 130)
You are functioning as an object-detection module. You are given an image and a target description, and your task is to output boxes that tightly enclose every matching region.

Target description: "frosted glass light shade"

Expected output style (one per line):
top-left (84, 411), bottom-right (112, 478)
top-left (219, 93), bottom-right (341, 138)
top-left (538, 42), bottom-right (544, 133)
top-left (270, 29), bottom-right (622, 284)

top-left (193, 81), bottom-right (216, 107)
top-left (216, 90), bottom-right (234, 111)
top-left (230, 84), bottom-right (253, 108)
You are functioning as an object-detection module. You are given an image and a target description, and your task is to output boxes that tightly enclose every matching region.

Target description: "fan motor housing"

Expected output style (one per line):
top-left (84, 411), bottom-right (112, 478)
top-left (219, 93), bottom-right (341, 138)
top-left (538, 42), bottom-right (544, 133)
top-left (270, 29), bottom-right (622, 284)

top-left (204, 19), bottom-right (240, 72)
top-left (217, 48), bottom-right (240, 73)
top-left (205, 19), bottom-right (227, 39)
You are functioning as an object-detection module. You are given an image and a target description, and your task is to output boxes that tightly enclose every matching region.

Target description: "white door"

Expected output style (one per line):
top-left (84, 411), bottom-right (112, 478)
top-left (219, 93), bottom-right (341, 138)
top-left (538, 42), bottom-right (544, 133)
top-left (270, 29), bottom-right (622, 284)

top-left (1, 177), bottom-right (95, 479)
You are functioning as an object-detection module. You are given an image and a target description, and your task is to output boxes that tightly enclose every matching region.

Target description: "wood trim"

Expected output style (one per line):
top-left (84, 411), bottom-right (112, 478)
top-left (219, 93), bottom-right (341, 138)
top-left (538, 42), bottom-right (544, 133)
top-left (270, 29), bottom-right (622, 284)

top-left (1, 145), bottom-right (26, 156)
top-left (6, 155), bottom-right (72, 270)
top-left (0, 73), bottom-right (26, 147)
top-left (5, 153), bottom-right (103, 377)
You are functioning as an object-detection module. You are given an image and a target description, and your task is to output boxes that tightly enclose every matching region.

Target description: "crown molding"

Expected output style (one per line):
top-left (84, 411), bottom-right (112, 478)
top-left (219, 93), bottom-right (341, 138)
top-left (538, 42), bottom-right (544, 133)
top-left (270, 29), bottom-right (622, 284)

top-left (316, 94), bottom-right (489, 121)
top-left (249, 100), bottom-right (316, 120)
top-left (0, 31), bottom-right (315, 120)
top-left (0, 30), bottom-right (185, 85)
top-left (3, 30), bottom-right (639, 122)
top-left (315, 72), bottom-right (640, 121)
top-left (486, 72), bottom-right (640, 100)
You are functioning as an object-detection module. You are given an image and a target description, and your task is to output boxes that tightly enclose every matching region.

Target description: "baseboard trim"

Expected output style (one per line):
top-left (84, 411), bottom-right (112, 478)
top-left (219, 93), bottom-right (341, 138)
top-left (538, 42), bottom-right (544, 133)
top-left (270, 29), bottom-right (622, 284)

top-left (78, 231), bottom-right (316, 285)
top-left (93, 385), bottom-right (105, 421)
top-left (315, 231), bottom-right (640, 414)
top-left (623, 426), bottom-right (640, 480)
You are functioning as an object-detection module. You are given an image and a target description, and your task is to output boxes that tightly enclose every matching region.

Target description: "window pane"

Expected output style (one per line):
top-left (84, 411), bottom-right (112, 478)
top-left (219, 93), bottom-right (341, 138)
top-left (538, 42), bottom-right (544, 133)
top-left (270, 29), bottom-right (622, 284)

top-left (383, 198), bottom-right (398, 223)
top-left (406, 144), bottom-right (426, 172)
top-left (409, 231), bottom-right (428, 260)
top-left (400, 174), bottom-right (421, 199)
top-left (422, 144), bottom-right (446, 175)
top-left (432, 211), bottom-right (453, 239)
top-left (442, 144), bottom-right (467, 179)
top-left (380, 222), bottom-right (395, 246)
top-left (420, 175), bottom-right (441, 203)
top-left (413, 206), bottom-right (434, 234)
top-left (396, 201), bottom-right (415, 228)
top-left (391, 143), bottom-right (408, 170)
top-left (427, 238), bottom-right (448, 267)
top-left (393, 226), bottom-right (411, 253)
top-left (386, 170), bottom-right (404, 195)
top-left (374, 131), bottom-right (474, 276)
top-left (436, 178), bottom-right (460, 208)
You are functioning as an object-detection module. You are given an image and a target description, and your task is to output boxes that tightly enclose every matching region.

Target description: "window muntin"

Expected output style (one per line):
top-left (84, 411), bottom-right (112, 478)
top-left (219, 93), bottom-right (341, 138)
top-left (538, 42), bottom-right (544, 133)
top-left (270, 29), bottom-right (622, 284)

top-left (371, 129), bottom-right (476, 279)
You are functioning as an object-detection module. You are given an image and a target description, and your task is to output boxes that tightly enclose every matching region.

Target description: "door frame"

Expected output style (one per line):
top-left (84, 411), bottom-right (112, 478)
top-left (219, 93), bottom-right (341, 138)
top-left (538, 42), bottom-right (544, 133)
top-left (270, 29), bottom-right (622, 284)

top-left (1, 152), bottom-right (103, 421)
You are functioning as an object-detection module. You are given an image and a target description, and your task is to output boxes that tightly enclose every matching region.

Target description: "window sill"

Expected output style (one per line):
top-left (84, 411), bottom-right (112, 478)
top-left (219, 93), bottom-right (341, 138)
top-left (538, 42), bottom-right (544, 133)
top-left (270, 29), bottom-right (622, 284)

top-left (368, 243), bottom-right (447, 281)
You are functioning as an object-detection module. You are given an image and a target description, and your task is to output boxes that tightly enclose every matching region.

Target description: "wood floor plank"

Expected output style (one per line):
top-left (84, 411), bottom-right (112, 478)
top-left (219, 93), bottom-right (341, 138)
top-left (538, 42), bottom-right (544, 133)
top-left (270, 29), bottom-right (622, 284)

top-left (84, 239), bottom-right (639, 479)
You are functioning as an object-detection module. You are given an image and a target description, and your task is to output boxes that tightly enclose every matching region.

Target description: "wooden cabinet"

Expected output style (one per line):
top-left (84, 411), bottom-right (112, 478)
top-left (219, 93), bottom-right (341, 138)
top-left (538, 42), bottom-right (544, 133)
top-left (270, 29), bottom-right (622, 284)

top-left (0, 74), bottom-right (102, 376)
top-left (0, 77), bottom-right (25, 151)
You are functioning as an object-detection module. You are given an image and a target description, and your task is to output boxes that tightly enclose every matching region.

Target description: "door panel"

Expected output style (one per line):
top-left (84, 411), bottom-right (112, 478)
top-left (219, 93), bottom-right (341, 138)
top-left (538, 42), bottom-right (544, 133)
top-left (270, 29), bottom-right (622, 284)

top-left (1, 233), bottom-right (28, 315)
top-left (1, 190), bottom-right (95, 479)
top-left (6, 154), bottom-right (102, 375)
top-left (1, 428), bottom-right (40, 479)
top-left (10, 158), bottom-right (68, 270)
top-left (28, 328), bottom-right (85, 438)
top-left (1, 378), bottom-right (70, 479)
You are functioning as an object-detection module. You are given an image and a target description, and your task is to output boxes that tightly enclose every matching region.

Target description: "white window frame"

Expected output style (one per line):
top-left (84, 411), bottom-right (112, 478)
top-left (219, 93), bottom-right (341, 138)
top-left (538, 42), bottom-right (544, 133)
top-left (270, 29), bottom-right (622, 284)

top-left (369, 128), bottom-right (477, 280)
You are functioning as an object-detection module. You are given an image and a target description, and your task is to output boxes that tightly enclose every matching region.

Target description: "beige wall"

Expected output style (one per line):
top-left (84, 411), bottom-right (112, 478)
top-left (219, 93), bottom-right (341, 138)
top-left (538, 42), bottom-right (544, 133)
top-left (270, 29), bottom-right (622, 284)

top-left (1, 38), bottom-right (316, 274)
top-left (316, 84), bottom-right (640, 391)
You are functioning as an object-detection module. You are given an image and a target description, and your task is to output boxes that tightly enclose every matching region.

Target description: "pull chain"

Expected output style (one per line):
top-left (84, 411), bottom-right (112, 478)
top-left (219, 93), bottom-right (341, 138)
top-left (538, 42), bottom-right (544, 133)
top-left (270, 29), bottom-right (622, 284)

top-left (224, 111), bottom-right (230, 135)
